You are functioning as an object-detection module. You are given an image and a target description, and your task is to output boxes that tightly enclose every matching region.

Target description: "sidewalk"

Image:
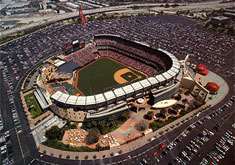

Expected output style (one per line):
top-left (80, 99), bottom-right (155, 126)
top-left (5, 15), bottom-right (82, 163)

top-left (38, 71), bottom-right (229, 160)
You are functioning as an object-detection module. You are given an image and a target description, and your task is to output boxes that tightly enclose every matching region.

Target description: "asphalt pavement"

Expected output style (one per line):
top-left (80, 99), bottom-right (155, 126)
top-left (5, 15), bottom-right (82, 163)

top-left (0, 15), bottom-right (234, 165)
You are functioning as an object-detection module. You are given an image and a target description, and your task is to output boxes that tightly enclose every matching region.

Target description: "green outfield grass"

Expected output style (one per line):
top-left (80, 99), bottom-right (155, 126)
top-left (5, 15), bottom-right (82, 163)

top-left (76, 57), bottom-right (147, 95)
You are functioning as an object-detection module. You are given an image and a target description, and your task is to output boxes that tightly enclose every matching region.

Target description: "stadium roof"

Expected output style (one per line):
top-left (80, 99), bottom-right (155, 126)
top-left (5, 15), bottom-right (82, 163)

top-left (58, 93), bottom-right (69, 103)
top-left (104, 91), bottom-right (116, 101)
top-left (76, 96), bottom-right (86, 106)
top-left (212, 16), bottom-right (229, 21)
top-left (171, 68), bottom-right (179, 74)
top-left (155, 74), bottom-right (166, 82)
top-left (113, 88), bottom-right (126, 97)
top-left (54, 60), bottom-right (65, 67)
top-left (95, 94), bottom-right (106, 104)
top-left (56, 61), bottom-right (79, 73)
top-left (66, 95), bottom-right (77, 105)
top-left (122, 85), bottom-right (134, 94)
top-left (167, 69), bottom-right (177, 77)
top-left (139, 79), bottom-right (151, 88)
top-left (147, 77), bottom-right (159, 86)
top-left (51, 91), bottom-right (63, 100)
top-left (162, 72), bottom-right (172, 81)
top-left (131, 82), bottom-right (143, 91)
top-left (86, 96), bottom-right (96, 105)
top-left (34, 88), bottom-right (49, 110)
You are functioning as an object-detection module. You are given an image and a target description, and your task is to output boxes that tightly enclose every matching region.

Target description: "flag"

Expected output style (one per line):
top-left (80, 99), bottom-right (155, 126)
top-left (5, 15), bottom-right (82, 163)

top-left (79, 4), bottom-right (86, 27)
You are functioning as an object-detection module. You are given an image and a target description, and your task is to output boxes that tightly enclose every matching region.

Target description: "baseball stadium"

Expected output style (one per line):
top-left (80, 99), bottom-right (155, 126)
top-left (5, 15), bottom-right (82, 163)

top-left (37, 34), bottom-right (182, 122)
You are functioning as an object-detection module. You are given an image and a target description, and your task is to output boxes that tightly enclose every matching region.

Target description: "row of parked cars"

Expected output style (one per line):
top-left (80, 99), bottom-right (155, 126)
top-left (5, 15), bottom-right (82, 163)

top-left (1, 61), bottom-right (13, 89)
top-left (8, 89), bottom-right (20, 125)
top-left (0, 61), bottom-right (20, 126)
top-left (171, 96), bottom-right (235, 165)
top-left (178, 96), bottom-right (234, 164)
top-left (0, 114), bottom-right (3, 131)
top-left (0, 131), bottom-right (14, 165)
top-left (173, 126), bottom-right (217, 165)
top-left (200, 128), bottom-right (234, 165)
top-left (7, 56), bottom-right (20, 80)
top-left (17, 54), bottom-right (30, 70)
top-left (150, 99), bottom-right (215, 164)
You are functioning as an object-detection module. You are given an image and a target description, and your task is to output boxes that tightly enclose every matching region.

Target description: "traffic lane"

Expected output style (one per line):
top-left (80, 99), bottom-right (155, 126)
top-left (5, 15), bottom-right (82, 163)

top-left (17, 127), bottom-right (39, 164)
top-left (31, 159), bottom-right (45, 165)
top-left (9, 129), bottom-right (24, 165)
top-left (41, 155), bottom-right (79, 165)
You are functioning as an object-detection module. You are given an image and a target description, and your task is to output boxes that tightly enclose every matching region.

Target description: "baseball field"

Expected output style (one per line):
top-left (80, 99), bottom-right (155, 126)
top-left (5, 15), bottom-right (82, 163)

top-left (75, 57), bottom-right (147, 96)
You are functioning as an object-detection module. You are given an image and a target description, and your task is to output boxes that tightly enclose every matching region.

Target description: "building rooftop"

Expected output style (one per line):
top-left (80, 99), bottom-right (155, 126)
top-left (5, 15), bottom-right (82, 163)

top-left (212, 16), bottom-right (229, 21)
top-left (56, 61), bottom-right (79, 73)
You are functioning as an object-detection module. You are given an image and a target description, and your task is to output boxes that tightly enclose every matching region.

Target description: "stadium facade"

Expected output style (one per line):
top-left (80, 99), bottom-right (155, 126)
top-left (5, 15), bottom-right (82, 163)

top-left (49, 34), bottom-right (182, 122)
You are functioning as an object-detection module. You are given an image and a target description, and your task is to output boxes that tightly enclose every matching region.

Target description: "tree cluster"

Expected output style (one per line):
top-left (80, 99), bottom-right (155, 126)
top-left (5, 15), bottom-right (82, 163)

top-left (144, 111), bottom-right (154, 120)
top-left (135, 120), bottom-right (149, 131)
top-left (86, 128), bottom-right (100, 145)
top-left (45, 126), bottom-right (63, 140)
top-left (174, 94), bottom-right (182, 100)
top-left (84, 111), bottom-right (129, 135)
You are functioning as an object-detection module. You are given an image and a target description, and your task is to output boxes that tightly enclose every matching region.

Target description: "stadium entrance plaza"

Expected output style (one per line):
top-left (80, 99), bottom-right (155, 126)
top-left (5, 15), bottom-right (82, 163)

top-left (38, 70), bottom-right (229, 160)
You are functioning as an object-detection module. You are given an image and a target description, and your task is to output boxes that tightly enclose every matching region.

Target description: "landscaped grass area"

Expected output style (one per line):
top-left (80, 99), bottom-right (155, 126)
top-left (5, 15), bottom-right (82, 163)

top-left (24, 93), bottom-right (43, 119)
top-left (76, 57), bottom-right (147, 95)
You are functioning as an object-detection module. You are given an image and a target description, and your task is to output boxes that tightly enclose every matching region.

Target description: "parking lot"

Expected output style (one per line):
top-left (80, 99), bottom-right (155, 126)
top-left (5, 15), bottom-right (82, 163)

top-left (0, 14), bottom-right (234, 165)
top-left (0, 131), bottom-right (14, 165)
top-left (127, 96), bottom-right (234, 165)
